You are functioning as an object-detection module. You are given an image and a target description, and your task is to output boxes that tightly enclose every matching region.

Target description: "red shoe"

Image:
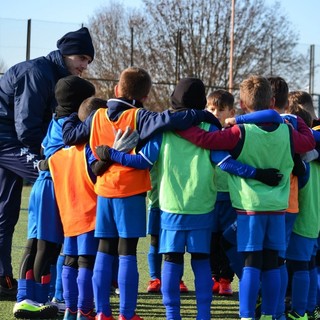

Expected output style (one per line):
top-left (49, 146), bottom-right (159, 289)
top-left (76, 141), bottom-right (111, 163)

top-left (147, 278), bottom-right (161, 293)
top-left (95, 312), bottom-right (115, 320)
top-left (118, 314), bottom-right (144, 320)
top-left (218, 278), bottom-right (233, 296)
top-left (179, 280), bottom-right (188, 293)
top-left (212, 277), bottom-right (220, 294)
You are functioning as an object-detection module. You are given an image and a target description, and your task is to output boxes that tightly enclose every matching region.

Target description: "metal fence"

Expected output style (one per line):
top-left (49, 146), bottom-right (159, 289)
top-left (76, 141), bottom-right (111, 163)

top-left (1, 17), bottom-right (319, 116)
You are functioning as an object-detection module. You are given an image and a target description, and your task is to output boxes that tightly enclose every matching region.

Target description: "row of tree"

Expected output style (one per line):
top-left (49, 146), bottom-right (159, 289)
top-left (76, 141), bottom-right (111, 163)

top-left (86, 0), bottom-right (308, 110)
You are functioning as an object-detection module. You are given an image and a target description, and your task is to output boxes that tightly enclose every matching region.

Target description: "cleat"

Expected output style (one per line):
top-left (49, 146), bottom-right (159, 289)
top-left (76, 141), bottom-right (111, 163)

top-left (63, 308), bottom-right (77, 320)
top-left (212, 277), bottom-right (220, 294)
top-left (218, 278), bottom-right (233, 296)
top-left (95, 312), bottom-right (115, 320)
top-left (118, 315), bottom-right (144, 320)
top-left (51, 296), bottom-right (66, 313)
top-left (287, 311), bottom-right (308, 320)
top-left (179, 280), bottom-right (188, 293)
top-left (0, 276), bottom-right (17, 298)
top-left (147, 278), bottom-right (161, 293)
top-left (13, 298), bottom-right (58, 319)
top-left (77, 309), bottom-right (96, 320)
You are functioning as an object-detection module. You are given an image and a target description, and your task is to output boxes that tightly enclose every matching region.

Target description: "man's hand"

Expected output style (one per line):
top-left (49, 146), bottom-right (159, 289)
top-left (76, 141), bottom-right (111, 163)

top-left (255, 168), bottom-right (283, 186)
top-left (112, 126), bottom-right (139, 153)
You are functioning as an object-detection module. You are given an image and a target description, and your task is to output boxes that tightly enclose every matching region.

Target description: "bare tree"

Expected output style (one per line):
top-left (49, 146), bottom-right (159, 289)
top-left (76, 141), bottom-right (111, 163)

top-left (86, 0), bottom-right (307, 110)
top-left (0, 57), bottom-right (7, 75)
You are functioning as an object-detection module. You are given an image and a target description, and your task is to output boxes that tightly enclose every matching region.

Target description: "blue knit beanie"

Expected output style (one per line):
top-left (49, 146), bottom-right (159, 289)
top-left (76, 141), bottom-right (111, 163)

top-left (57, 27), bottom-right (95, 61)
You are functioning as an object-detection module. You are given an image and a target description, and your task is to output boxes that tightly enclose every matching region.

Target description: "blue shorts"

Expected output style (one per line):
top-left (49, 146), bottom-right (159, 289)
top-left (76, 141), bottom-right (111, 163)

top-left (95, 194), bottom-right (147, 239)
top-left (28, 172), bottom-right (63, 244)
top-left (212, 200), bottom-right (236, 233)
top-left (147, 207), bottom-right (160, 235)
top-left (279, 212), bottom-right (297, 258)
top-left (159, 227), bottom-right (211, 254)
top-left (63, 231), bottom-right (99, 256)
top-left (237, 213), bottom-right (285, 252)
top-left (286, 232), bottom-right (318, 261)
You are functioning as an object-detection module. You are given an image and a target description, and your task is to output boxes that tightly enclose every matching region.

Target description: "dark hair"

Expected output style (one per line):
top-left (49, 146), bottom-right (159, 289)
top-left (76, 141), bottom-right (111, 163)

top-left (267, 76), bottom-right (288, 110)
top-left (78, 97), bottom-right (107, 122)
top-left (207, 89), bottom-right (234, 111)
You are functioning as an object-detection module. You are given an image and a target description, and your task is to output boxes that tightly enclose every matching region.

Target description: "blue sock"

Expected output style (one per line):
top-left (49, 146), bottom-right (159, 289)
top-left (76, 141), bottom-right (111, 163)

top-left (275, 263), bottom-right (288, 318)
top-left (34, 282), bottom-right (50, 304)
top-left (112, 255), bottom-right (119, 286)
top-left (162, 261), bottom-right (182, 320)
top-left (191, 259), bottom-right (212, 320)
top-left (49, 264), bottom-right (56, 300)
top-left (148, 244), bottom-right (162, 280)
top-left (225, 245), bottom-right (244, 279)
top-left (239, 267), bottom-right (261, 318)
top-left (62, 266), bottom-right (78, 312)
top-left (54, 254), bottom-right (65, 301)
top-left (307, 267), bottom-right (317, 313)
top-left (317, 267), bottom-right (320, 306)
top-left (261, 268), bottom-right (280, 315)
top-left (92, 252), bottom-right (113, 316)
top-left (77, 267), bottom-right (94, 313)
top-left (17, 278), bottom-right (35, 302)
top-left (291, 270), bottom-right (310, 316)
top-left (118, 255), bottom-right (139, 319)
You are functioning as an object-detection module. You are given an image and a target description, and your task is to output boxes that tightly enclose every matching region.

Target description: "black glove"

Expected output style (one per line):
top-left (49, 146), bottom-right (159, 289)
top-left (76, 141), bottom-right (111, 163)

top-left (254, 168), bottom-right (283, 186)
top-left (90, 159), bottom-right (113, 176)
top-left (95, 145), bottom-right (111, 162)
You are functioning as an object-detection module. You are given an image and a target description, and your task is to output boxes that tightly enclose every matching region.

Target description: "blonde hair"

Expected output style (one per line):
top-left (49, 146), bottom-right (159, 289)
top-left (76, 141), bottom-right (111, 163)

top-left (78, 97), bottom-right (107, 122)
top-left (118, 67), bottom-right (152, 101)
top-left (240, 75), bottom-right (272, 111)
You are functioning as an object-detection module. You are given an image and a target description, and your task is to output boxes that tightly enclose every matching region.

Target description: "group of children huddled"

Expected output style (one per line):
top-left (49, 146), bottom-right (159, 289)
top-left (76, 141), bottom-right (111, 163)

top-left (11, 67), bottom-right (320, 320)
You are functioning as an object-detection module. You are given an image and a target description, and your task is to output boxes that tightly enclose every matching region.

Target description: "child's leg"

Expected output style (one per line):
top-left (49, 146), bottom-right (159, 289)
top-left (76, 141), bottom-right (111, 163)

top-left (162, 254), bottom-right (183, 320)
top-left (77, 255), bottom-right (95, 313)
top-left (191, 254), bottom-right (213, 320)
top-left (221, 221), bottom-right (244, 279)
top-left (16, 238), bottom-right (37, 302)
top-left (62, 255), bottom-right (78, 313)
top-left (51, 251), bottom-right (65, 302)
top-left (148, 234), bottom-right (162, 280)
top-left (93, 238), bottom-right (117, 317)
top-left (260, 249), bottom-right (281, 316)
top-left (33, 239), bottom-right (59, 303)
top-left (239, 252), bottom-right (262, 319)
top-left (118, 237), bottom-right (140, 320)
top-left (287, 259), bottom-right (310, 316)
top-left (307, 256), bottom-right (318, 315)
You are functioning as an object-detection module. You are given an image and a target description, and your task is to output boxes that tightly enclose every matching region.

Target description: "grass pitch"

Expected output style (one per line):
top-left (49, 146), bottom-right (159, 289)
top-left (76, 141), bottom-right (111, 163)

top-left (0, 186), bottom-right (240, 319)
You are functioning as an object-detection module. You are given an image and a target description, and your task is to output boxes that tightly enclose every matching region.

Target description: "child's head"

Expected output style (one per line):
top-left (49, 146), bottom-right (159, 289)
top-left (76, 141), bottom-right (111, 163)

top-left (170, 77), bottom-right (207, 111)
top-left (206, 89), bottom-right (235, 125)
top-left (287, 103), bottom-right (313, 128)
top-left (78, 97), bottom-right (107, 122)
top-left (239, 75), bottom-right (273, 112)
top-left (55, 75), bottom-right (95, 119)
top-left (288, 91), bottom-right (317, 120)
top-left (267, 76), bottom-right (288, 112)
top-left (115, 67), bottom-right (152, 102)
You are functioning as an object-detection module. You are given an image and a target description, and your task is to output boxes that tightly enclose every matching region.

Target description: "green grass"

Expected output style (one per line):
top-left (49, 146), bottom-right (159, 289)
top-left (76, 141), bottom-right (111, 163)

top-left (0, 186), bottom-right (240, 319)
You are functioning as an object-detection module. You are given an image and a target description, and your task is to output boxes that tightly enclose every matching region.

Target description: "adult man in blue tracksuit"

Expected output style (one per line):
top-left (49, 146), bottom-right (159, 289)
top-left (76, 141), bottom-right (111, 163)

top-left (0, 26), bottom-right (95, 298)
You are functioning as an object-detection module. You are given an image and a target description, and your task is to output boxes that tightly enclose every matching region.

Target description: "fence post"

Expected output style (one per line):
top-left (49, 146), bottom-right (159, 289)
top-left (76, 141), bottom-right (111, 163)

top-left (26, 19), bottom-right (31, 61)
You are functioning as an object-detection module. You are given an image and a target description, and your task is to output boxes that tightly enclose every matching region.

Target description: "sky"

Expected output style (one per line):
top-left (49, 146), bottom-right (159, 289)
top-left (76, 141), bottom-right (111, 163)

top-left (0, 0), bottom-right (318, 45)
top-left (1, 0), bottom-right (319, 91)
